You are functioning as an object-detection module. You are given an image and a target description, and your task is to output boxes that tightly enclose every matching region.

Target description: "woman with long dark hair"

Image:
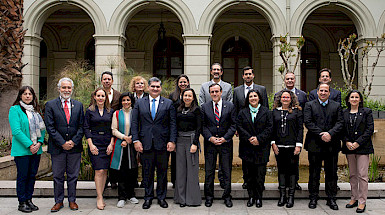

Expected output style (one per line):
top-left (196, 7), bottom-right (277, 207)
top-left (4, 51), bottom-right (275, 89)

top-left (173, 88), bottom-right (202, 207)
top-left (168, 74), bottom-right (190, 187)
top-left (342, 90), bottom-right (374, 213)
top-left (9, 86), bottom-right (46, 213)
top-left (236, 89), bottom-right (273, 208)
top-left (84, 87), bottom-right (114, 210)
top-left (271, 90), bottom-right (303, 208)
top-left (111, 92), bottom-right (139, 207)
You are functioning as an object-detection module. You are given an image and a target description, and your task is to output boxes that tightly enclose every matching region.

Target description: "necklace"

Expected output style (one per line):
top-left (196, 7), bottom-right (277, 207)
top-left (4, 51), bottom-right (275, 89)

top-left (181, 107), bottom-right (190, 115)
top-left (349, 112), bottom-right (358, 128)
top-left (281, 110), bottom-right (289, 134)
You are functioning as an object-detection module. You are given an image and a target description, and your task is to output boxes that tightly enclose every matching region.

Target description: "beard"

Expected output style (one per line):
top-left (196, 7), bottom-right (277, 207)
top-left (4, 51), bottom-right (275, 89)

top-left (60, 92), bottom-right (72, 99)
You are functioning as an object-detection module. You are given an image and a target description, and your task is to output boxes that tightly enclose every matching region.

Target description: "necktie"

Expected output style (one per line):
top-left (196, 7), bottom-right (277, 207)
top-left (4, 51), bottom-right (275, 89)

top-left (214, 103), bottom-right (220, 124)
top-left (64, 100), bottom-right (70, 124)
top-left (246, 86), bottom-right (251, 97)
top-left (151, 98), bottom-right (156, 120)
top-left (322, 102), bottom-right (327, 106)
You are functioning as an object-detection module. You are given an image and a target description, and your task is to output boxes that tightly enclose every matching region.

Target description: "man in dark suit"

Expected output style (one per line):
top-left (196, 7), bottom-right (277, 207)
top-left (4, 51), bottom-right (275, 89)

top-left (304, 83), bottom-right (343, 210)
top-left (45, 78), bottom-right (84, 212)
top-left (131, 77), bottom-right (177, 209)
top-left (233, 66), bottom-right (269, 112)
top-left (202, 83), bottom-right (237, 208)
top-left (233, 66), bottom-right (269, 189)
top-left (308, 68), bottom-right (341, 104)
top-left (101, 71), bottom-right (121, 189)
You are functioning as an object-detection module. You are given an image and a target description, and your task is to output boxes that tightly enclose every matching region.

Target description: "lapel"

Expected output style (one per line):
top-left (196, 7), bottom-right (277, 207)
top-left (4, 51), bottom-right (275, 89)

top-left (219, 101), bottom-right (227, 124)
top-left (55, 97), bottom-right (68, 124)
top-left (154, 97), bottom-right (164, 121)
top-left (243, 108), bottom-right (257, 134)
top-left (143, 96), bottom-right (152, 120)
top-left (69, 100), bottom-right (75, 124)
top-left (207, 102), bottom-right (217, 125)
top-left (354, 107), bottom-right (364, 130)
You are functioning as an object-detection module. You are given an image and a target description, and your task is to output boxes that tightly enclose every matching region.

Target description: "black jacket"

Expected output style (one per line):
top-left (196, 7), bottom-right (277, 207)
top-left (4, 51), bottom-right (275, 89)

top-left (304, 99), bottom-right (343, 153)
top-left (271, 108), bottom-right (303, 147)
top-left (236, 106), bottom-right (273, 164)
top-left (341, 107), bottom-right (374, 154)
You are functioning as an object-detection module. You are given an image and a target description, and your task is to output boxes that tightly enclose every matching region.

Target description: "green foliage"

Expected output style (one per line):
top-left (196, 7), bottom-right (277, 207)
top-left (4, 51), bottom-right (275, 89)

top-left (369, 154), bottom-right (382, 182)
top-left (79, 138), bottom-right (94, 181)
top-left (268, 92), bottom-right (275, 110)
top-left (336, 85), bottom-right (385, 111)
top-left (0, 136), bottom-right (11, 157)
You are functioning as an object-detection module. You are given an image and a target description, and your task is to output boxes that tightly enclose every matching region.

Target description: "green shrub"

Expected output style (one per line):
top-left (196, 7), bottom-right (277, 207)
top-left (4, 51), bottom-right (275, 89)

top-left (369, 154), bottom-right (381, 182)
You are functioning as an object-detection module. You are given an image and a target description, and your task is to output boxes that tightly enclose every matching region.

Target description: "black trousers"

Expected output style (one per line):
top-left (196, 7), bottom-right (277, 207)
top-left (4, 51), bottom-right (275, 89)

top-left (204, 142), bottom-right (233, 199)
top-left (275, 147), bottom-right (299, 188)
top-left (308, 151), bottom-right (339, 200)
top-left (141, 149), bottom-right (168, 201)
top-left (14, 154), bottom-right (41, 203)
top-left (243, 160), bottom-right (266, 199)
top-left (117, 149), bottom-right (137, 200)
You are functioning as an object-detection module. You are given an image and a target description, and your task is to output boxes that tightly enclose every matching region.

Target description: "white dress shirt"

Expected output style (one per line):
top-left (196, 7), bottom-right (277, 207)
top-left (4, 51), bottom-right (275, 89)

top-left (60, 97), bottom-right (71, 117)
top-left (149, 95), bottom-right (160, 113)
top-left (212, 99), bottom-right (223, 118)
top-left (244, 83), bottom-right (254, 98)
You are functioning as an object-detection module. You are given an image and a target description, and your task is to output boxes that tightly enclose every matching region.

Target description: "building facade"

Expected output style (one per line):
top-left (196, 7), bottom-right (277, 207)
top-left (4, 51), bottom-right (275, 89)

top-left (22, 0), bottom-right (385, 100)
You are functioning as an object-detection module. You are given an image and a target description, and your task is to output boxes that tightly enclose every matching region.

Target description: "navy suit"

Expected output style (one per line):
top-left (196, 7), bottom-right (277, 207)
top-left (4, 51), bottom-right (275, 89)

top-left (201, 100), bottom-right (236, 199)
top-left (45, 97), bottom-right (84, 204)
top-left (309, 88), bottom-right (341, 104)
top-left (131, 96), bottom-right (177, 200)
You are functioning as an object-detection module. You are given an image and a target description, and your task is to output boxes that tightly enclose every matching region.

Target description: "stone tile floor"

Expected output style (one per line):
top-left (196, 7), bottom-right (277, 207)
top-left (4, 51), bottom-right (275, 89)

top-left (0, 198), bottom-right (384, 215)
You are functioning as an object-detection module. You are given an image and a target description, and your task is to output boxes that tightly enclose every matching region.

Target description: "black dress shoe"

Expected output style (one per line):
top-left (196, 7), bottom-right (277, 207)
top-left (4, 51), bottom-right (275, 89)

top-left (255, 199), bottom-right (262, 208)
top-left (205, 198), bottom-right (213, 207)
top-left (295, 183), bottom-right (302, 190)
top-left (220, 182), bottom-right (225, 189)
top-left (246, 198), bottom-right (255, 207)
top-left (26, 199), bottom-right (38, 211)
top-left (180, 203), bottom-right (186, 207)
top-left (18, 202), bottom-right (32, 213)
top-left (337, 185), bottom-right (340, 191)
top-left (346, 200), bottom-right (358, 208)
top-left (356, 205), bottom-right (366, 213)
top-left (308, 199), bottom-right (317, 209)
top-left (111, 182), bottom-right (118, 189)
top-left (142, 200), bottom-right (152, 209)
top-left (224, 198), bottom-right (233, 208)
top-left (158, 199), bottom-right (168, 208)
top-left (326, 199), bottom-right (339, 210)
top-left (242, 182), bottom-right (248, 189)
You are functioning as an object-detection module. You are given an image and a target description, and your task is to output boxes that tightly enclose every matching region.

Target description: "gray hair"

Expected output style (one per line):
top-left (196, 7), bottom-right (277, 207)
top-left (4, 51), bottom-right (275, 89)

top-left (57, 77), bottom-right (74, 89)
top-left (148, 77), bottom-right (162, 86)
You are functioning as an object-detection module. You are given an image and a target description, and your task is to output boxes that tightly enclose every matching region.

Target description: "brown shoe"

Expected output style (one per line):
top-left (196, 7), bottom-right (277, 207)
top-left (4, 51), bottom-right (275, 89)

top-left (51, 203), bottom-right (64, 212)
top-left (69, 202), bottom-right (78, 210)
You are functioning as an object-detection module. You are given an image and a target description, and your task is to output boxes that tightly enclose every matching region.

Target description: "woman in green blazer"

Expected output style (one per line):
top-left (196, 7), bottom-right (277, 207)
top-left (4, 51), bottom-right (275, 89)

top-left (9, 86), bottom-right (45, 213)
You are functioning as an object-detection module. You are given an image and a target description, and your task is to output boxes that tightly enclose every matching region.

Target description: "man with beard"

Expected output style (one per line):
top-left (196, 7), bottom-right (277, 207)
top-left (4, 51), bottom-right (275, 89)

top-left (233, 66), bottom-right (268, 189)
top-left (304, 83), bottom-right (343, 210)
top-left (45, 78), bottom-right (84, 212)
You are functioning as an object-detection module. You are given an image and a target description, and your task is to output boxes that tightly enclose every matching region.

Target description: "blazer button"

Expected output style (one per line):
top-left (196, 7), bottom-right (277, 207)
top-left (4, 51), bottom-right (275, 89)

top-left (355, 132), bottom-right (358, 134)
top-left (66, 134), bottom-right (69, 136)
top-left (217, 126), bottom-right (219, 128)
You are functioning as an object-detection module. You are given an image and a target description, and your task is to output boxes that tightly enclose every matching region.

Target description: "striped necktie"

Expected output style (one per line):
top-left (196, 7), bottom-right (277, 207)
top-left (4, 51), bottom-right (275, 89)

top-left (214, 103), bottom-right (220, 124)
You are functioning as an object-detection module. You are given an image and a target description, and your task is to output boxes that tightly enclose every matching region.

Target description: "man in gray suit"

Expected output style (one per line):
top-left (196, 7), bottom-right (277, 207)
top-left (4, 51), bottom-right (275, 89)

top-left (233, 66), bottom-right (269, 189)
top-left (199, 63), bottom-right (233, 106)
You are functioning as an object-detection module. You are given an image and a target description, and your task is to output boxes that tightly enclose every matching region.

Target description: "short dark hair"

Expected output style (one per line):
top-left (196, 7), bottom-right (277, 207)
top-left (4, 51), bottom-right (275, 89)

top-left (242, 66), bottom-right (253, 75)
top-left (345, 90), bottom-right (364, 109)
top-left (209, 83), bottom-right (222, 92)
top-left (244, 89), bottom-right (263, 107)
top-left (148, 77), bottom-right (162, 86)
top-left (101, 71), bottom-right (113, 80)
top-left (118, 92), bottom-right (136, 110)
top-left (317, 83), bottom-right (330, 91)
top-left (319, 68), bottom-right (332, 78)
top-left (210, 63), bottom-right (222, 71)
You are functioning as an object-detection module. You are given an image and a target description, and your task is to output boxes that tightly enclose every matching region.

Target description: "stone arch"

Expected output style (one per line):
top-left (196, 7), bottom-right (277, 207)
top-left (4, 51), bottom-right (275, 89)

top-left (302, 24), bottom-right (335, 53)
top-left (377, 11), bottom-right (385, 36)
top-left (24, 0), bottom-right (106, 36)
top-left (291, 0), bottom-right (376, 38)
top-left (109, 0), bottom-right (196, 36)
top-left (198, 0), bottom-right (285, 36)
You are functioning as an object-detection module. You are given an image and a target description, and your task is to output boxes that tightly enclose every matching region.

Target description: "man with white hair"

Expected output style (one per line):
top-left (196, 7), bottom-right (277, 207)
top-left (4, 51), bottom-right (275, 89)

top-left (45, 78), bottom-right (84, 212)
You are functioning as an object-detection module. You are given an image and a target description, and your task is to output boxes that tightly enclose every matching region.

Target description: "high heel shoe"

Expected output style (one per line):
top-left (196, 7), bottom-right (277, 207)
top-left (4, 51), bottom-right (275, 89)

top-left (356, 204), bottom-right (366, 213)
top-left (346, 200), bottom-right (358, 208)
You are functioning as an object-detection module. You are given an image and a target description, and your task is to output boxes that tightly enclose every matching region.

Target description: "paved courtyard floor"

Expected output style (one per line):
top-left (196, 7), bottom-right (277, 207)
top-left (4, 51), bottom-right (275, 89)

top-left (0, 197), bottom-right (384, 215)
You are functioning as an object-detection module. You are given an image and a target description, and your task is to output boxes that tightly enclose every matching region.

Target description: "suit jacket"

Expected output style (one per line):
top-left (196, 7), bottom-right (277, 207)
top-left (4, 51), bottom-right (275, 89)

top-left (274, 88), bottom-right (307, 110)
top-left (304, 99), bottom-right (343, 153)
top-left (309, 87), bottom-right (341, 104)
top-left (341, 107), bottom-right (374, 154)
top-left (45, 97), bottom-right (84, 155)
top-left (201, 100), bottom-right (236, 144)
top-left (236, 106), bottom-right (273, 164)
top-left (233, 83), bottom-right (269, 113)
top-left (110, 89), bottom-right (121, 112)
top-left (199, 80), bottom-right (233, 106)
top-left (9, 105), bottom-right (45, 156)
top-left (131, 96), bottom-right (177, 151)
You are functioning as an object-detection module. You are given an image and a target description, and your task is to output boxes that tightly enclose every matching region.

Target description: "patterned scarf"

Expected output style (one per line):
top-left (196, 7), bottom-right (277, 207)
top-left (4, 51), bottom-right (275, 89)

top-left (19, 101), bottom-right (46, 144)
top-left (249, 103), bottom-right (261, 123)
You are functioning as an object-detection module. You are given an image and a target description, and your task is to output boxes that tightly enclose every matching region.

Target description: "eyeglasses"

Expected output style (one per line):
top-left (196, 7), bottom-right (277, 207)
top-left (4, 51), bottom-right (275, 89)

top-left (281, 96), bottom-right (291, 99)
top-left (212, 68), bottom-right (221, 71)
top-left (150, 85), bottom-right (161, 88)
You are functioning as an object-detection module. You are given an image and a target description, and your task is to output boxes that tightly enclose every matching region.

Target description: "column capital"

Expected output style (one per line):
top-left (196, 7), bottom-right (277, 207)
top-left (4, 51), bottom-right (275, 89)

top-left (93, 34), bottom-right (127, 45)
top-left (182, 34), bottom-right (211, 44)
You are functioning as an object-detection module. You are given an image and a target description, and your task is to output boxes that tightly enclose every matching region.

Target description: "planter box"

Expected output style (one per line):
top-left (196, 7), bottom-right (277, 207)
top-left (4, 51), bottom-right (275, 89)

top-left (378, 111), bottom-right (385, 119)
top-left (373, 110), bottom-right (379, 119)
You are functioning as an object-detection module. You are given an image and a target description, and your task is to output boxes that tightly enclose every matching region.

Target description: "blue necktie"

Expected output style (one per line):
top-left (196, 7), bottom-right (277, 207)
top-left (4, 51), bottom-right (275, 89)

top-left (151, 98), bottom-right (156, 120)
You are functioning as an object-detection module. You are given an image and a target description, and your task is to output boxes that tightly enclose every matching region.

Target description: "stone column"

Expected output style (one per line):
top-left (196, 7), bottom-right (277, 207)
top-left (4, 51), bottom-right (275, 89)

top-left (271, 36), bottom-right (284, 93)
top-left (182, 34), bottom-right (211, 93)
top-left (22, 35), bottom-right (42, 95)
top-left (94, 35), bottom-right (126, 91)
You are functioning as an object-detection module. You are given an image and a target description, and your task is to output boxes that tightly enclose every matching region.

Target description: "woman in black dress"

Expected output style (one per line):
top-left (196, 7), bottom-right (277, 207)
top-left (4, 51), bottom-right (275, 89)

top-left (168, 74), bottom-right (190, 187)
top-left (84, 87), bottom-right (114, 210)
top-left (174, 88), bottom-right (202, 207)
top-left (271, 90), bottom-right (303, 208)
top-left (342, 90), bottom-right (374, 213)
top-left (236, 89), bottom-right (273, 208)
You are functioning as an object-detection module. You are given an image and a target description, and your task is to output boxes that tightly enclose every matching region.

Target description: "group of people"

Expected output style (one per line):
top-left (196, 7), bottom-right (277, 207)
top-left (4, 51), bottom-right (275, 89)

top-left (8, 64), bottom-right (373, 213)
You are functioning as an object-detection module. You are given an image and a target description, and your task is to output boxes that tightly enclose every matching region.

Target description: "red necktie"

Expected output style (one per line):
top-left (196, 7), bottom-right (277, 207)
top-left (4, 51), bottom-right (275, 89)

top-left (64, 100), bottom-right (70, 124)
top-left (214, 103), bottom-right (220, 124)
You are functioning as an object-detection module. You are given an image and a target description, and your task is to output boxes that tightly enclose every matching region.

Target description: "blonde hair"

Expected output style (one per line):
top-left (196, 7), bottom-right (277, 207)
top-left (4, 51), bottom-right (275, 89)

top-left (129, 76), bottom-right (148, 93)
